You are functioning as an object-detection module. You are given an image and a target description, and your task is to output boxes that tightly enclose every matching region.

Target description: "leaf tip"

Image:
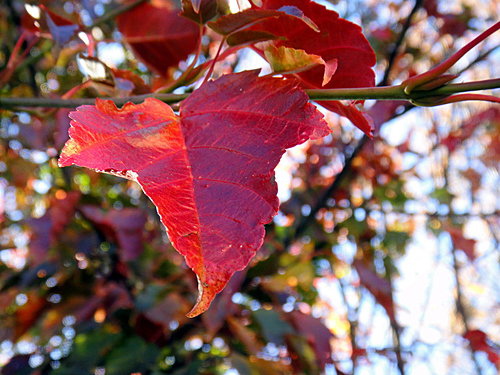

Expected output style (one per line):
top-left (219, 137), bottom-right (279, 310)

top-left (321, 58), bottom-right (338, 86)
top-left (191, 0), bottom-right (201, 13)
top-left (186, 276), bottom-right (217, 318)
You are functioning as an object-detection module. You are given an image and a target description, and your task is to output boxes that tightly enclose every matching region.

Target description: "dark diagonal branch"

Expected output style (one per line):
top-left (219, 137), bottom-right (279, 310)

top-left (380, 0), bottom-right (424, 86)
top-left (451, 246), bottom-right (483, 375)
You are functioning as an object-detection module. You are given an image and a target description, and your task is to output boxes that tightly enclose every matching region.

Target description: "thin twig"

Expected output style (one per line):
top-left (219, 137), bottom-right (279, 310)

top-left (339, 278), bottom-right (360, 375)
top-left (387, 266), bottom-right (405, 375)
top-left (451, 246), bottom-right (484, 375)
top-left (380, 0), bottom-right (424, 86)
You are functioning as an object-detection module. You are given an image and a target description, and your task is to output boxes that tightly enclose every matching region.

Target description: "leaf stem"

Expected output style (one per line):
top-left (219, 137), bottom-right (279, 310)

top-left (0, 93), bottom-right (189, 109)
top-left (0, 79), bottom-right (498, 109)
top-left (403, 21), bottom-right (500, 93)
top-left (305, 79), bottom-right (500, 101)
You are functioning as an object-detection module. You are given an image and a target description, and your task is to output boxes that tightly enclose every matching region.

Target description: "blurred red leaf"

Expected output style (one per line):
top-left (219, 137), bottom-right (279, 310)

top-left (446, 226), bottom-right (476, 261)
top-left (289, 311), bottom-right (334, 369)
top-left (227, 316), bottom-right (263, 355)
top-left (442, 107), bottom-right (500, 152)
top-left (367, 100), bottom-right (407, 133)
top-left (15, 293), bottom-right (47, 339)
top-left (28, 191), bottom-right (80, 264)
top-left (117, 1), bottom-right (200, 77)
top-left (141, 293), bottom-right (190, 338)
top-left (59, 71), bottom-right (330, 317)
top-left (325, 101), bottom-right (374, 137)
top-left (73, 281), bottom-right (133, 323)
top-left (79, 205), bottom-right (147, 261)
top-left (353, 259), bottom-right (395, 321)
top-left (22, 5), bottom-right (79, 44)
top-left (439, 14), bottom-right (469, 37)
top-left (464, 329), bottom-right (499, 366)
top-left (112, 69), bottom-right (151, 95)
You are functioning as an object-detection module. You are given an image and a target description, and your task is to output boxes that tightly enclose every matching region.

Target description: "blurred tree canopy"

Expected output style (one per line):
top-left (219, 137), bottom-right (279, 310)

top-left (0, 0), bottom-right (498, 374)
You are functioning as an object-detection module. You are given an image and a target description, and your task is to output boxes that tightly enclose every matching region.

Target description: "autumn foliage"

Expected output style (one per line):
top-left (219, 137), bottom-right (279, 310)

top-left (0, 0), bottom-right (499, 374)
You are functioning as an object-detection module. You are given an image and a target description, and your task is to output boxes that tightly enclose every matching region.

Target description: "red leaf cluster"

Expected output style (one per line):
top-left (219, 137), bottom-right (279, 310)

top-left (251, 0), bottom-right (376, 135)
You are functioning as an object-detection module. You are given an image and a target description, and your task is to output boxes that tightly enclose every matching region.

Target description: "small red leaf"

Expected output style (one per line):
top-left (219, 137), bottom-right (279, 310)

top-left (208, 6), bottom-right (318, 36)
top-left (117, 2), bottom-right (200, 76)
top-left (446, 226), bottom-right (476, 261)
top-left (464, 329), bottom-right (499, 366)
top-left (59, 71), bottom-right (330, 317)
top-left (263, 45), bottom-right (337, 86)
top-left (208, 9), bottom-right (283, 35)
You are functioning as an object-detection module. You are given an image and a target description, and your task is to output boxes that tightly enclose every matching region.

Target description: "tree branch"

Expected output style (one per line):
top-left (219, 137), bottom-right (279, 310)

top-left (1, 79), bottom-right (498, 109)
top-left (451, 246), bottom-right (484, 375)
top-left (0, 93), bottom-right (189, 109)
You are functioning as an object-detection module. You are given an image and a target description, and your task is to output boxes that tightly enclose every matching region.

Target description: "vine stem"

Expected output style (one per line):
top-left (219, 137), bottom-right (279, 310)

top-left (0, 79), bottom-right (498, 109)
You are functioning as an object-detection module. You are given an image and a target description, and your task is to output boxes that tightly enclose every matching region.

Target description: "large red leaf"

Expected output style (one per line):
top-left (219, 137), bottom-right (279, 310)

top-left (117, 1), bottom-right (200, 77)
top-left (253, 0), bottom-right (376, 135)
top-left (59, 71), bottom-right (330, 316)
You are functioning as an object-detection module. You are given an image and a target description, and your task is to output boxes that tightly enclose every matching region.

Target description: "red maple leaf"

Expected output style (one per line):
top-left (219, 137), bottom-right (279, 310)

top-left (117, 1), bottom-right (200, 77)
top-left (59, 71), bottom-right (330, 316)
top-left (252, 0), bottom-right (376, 135)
